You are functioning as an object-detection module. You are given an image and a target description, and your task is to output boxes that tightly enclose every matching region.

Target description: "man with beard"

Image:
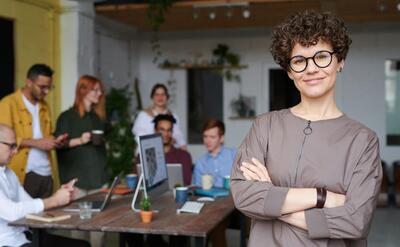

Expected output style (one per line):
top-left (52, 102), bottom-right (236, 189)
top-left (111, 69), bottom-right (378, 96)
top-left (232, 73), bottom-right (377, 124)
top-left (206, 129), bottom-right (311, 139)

top-left (0, 64), bottom-right (67, 198)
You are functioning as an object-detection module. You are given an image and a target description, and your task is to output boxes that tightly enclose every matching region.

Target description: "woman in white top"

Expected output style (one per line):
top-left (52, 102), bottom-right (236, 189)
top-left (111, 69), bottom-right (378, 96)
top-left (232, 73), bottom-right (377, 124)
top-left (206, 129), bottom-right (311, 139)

top-left (132, 84), bottom-right (187, 149)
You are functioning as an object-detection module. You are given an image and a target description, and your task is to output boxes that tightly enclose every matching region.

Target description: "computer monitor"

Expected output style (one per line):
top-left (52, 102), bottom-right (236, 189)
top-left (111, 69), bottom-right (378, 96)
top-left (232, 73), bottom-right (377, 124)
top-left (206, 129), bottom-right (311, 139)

top-left (137, 133), bottom-right (169, 199)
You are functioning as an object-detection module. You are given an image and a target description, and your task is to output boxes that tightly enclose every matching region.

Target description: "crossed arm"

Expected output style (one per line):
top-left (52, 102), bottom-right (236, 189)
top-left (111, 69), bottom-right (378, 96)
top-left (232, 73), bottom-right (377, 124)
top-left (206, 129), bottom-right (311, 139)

top-left (240, 158), bottom-right (346, 230)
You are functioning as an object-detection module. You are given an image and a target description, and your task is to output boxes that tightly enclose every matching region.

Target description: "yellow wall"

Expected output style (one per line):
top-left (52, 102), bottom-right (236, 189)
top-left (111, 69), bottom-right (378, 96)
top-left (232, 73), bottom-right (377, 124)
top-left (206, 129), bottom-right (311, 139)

top-left (0, 0), bottom-right (61, 121)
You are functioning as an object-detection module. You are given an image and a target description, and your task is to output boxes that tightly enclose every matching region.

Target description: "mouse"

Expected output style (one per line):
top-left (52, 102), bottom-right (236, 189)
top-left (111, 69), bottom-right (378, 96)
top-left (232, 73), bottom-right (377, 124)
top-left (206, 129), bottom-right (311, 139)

top-left (197, 197), bottom-right (215, 202)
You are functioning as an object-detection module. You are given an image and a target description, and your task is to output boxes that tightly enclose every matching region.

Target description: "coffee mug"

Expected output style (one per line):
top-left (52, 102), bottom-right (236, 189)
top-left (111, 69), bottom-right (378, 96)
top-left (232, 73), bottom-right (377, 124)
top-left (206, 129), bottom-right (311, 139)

top-left (91, 130), bottom-right (104, 145)
top-left (223, 175), bottom-right (230, 190)
top-left (175, 187), bottom-right (188, 204)
top-left (126, 174), bottom-right (138, 189)
top-left (201, 174), bottom-right (213, 190)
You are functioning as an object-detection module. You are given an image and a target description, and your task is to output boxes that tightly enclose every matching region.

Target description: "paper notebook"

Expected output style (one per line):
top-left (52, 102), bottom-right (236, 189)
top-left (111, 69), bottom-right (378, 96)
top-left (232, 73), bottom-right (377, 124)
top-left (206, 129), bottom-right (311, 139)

top-left (194, 188), bottom-right (229, 198)
top-left (26, 213), bottom-right (71, 223)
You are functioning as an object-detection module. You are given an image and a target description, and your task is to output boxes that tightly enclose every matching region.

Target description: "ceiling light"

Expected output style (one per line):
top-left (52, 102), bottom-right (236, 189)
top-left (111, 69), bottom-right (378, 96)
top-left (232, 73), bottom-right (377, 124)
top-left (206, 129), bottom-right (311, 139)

top-left (226, 7), bottom-right (233, 18)
top-left (209, 11), bottom-right (216, 20)
top-left (193, 12), bottom-right (199, 20)
top-left (243, 9), bottom-right (251, 19)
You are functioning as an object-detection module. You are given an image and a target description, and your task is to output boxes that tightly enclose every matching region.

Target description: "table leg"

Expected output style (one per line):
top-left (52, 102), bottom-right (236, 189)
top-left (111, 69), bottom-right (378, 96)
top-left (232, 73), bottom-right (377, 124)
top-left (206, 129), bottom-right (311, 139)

top-left (31, 228), bottom-right (42, 247)
top-left (194, 236), bottom-right (206, 247)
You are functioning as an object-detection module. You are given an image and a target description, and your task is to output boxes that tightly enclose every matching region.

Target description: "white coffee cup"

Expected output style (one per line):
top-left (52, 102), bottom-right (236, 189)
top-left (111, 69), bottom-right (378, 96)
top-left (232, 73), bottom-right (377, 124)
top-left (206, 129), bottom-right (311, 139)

top-left (201, 174), bottom-right (213, 190)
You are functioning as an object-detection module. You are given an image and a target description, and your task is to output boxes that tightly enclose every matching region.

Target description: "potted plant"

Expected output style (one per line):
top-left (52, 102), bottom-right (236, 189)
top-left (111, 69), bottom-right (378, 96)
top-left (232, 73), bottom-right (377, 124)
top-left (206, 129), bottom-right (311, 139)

top-left (140, 196), bottom-right (153, 223)
top-left (105, 86), bottom-right (136, 179)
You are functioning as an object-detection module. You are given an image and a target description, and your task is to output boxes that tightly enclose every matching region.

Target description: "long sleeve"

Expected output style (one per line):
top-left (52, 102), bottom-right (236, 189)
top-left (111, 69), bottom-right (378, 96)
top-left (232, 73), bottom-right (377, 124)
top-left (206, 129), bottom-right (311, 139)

top-left (54, 111), bottom-right (68, 137)
top-left (305, 133), bottom-right (382, 239)
top-left (193, 159), bottom-right (202, 186)
top-left (171, 113), bottom-right (186, 147)
top-left (0, 170), bottom-right (44, 222)
top-left (231, 116), bottom-right (289, 220)
top-left (132, 111), bottom-right (153, 137)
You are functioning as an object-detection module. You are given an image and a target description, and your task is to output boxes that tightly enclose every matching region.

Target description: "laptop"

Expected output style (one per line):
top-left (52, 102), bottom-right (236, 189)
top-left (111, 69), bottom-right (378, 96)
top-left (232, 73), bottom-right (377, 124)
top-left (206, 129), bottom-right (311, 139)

top-left (136, 163), bottom-right (184, 190)
top-left (64, 175), bottom-right (120, 212)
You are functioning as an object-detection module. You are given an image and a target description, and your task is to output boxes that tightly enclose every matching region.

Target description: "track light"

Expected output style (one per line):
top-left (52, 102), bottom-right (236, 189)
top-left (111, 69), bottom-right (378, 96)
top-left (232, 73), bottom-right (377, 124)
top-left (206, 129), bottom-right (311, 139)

top-left (209, 11), bottom-right (216, 20)
top-left (226, 7), bottom-right (233, 18)
top-left (193, 11), bottom-right (199, 20)
top-left (242, 9), bottom-right (251, 19)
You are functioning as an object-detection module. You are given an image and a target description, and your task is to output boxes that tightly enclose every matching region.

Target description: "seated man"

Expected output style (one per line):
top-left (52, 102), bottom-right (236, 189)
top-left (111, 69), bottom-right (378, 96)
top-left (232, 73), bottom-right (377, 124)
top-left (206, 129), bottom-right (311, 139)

top-left (153, 114), bottom-right (192, 186)
top-left (0, 124), bottom-right (90, 247)
top-left (193, 119), bottom-right (236, 188)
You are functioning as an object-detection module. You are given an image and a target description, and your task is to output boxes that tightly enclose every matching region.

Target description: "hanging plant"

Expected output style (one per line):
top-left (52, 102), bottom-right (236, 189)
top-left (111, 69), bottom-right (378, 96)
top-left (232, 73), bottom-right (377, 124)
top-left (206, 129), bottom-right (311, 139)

top-left (212, 43), bottom-right (241, 82)
top-left (147, 0), bottom-right (175, 64)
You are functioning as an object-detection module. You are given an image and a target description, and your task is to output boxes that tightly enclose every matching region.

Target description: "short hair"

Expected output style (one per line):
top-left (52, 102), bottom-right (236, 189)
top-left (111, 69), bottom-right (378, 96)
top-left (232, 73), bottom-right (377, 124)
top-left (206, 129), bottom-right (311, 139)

top-left (153, 114), bottom-right (176, 130)
top-left (150, 83), bottom-right (169, 99)
top-left (202, 118), bottom-right (225, 136)
top-left (270, 10), bottom-right (352, 71)
top-left (26, 64), bottom-right (54, 81)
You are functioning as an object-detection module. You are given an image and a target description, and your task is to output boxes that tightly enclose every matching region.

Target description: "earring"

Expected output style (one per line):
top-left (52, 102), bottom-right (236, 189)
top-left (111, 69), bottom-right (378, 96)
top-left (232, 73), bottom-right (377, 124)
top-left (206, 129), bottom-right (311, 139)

top-left (337, 67), bottom-right (343, 73)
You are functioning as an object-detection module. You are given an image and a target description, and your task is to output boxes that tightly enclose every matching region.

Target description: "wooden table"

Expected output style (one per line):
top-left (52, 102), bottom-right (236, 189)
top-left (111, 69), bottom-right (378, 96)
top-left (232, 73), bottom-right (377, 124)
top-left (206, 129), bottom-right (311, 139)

top-left (10, 192), bottom-right (239, 247)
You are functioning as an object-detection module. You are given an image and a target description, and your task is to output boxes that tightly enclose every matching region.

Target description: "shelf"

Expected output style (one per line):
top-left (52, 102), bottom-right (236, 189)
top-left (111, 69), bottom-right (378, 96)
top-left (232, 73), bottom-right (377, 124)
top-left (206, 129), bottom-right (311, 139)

top-left (159, 64), bottom-right (248, 70)
top-left (229, 116), bottom-right (256, 120)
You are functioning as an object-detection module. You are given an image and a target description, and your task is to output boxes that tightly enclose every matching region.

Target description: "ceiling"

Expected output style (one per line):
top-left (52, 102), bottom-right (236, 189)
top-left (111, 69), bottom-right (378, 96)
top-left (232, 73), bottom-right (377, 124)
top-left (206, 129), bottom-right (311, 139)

top-left (95, 0), bottom-right (400, 32)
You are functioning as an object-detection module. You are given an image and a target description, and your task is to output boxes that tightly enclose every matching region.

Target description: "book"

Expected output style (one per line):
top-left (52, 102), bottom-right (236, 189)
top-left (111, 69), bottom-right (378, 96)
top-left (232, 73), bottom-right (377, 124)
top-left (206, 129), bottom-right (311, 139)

top-left (194, 188), bottom-right (229, 198)
top-left (26, 213), bottom-right (71, 222)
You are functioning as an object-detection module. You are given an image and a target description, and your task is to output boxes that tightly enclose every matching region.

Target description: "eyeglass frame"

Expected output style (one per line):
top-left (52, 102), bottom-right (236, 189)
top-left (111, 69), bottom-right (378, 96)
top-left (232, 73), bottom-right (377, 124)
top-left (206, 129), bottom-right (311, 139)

top-left (288, 50), bottom-right (335, 73)
top-left (33, 82), bottom-right (55, 92)
top-left (0, 141), bottom-right (18, 151)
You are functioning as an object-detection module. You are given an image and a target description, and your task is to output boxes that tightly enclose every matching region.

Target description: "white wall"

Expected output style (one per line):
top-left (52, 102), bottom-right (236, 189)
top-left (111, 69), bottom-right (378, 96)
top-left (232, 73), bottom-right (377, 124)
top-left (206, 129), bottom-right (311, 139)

top-left (86, 14), bottom-right (400, 167)
top-left (129, 24), bottom-right (400, 164)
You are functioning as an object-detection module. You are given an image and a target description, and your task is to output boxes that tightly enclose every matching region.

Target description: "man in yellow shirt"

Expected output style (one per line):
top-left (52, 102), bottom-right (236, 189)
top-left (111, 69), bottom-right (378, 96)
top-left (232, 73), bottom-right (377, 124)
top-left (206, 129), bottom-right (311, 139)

top-left (0, 64), bottom-right (67, 198)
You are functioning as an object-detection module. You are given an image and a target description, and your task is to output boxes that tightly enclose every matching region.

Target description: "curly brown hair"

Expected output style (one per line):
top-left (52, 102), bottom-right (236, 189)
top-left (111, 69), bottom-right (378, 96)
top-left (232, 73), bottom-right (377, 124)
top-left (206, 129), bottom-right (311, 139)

top-left (270, 10), bottom-right (352, 71)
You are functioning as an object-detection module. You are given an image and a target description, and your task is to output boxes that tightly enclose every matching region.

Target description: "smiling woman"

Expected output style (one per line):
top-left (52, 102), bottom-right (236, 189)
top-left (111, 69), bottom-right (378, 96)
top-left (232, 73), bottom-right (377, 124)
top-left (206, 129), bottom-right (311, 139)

top-left (231, 10), bottom-right (382, 247)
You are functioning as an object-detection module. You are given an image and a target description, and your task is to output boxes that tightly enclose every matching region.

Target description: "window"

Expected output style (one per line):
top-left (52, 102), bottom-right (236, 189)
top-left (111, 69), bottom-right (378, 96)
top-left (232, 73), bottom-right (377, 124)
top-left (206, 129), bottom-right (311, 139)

top-left (0, 17), bottom-right (14, 99)
top-left (187, 69), bottom-right (223, 144)
top-left (385, 59), bottom-right (400, 145)
top-left (269, 69), bottom-right (300, 111)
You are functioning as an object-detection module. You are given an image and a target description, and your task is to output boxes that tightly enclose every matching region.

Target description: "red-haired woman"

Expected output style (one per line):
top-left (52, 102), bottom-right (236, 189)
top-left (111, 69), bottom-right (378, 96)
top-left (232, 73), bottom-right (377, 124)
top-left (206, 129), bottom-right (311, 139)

top-left (55, 75), bottom-right (108, 194)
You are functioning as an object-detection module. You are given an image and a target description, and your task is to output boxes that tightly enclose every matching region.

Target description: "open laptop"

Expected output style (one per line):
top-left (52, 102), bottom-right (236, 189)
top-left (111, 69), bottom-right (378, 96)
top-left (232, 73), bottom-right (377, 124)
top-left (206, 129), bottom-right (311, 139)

top-left (136, 163), bottom-right (184, 190)
top-left (64, 175), bottom-right (120, 212)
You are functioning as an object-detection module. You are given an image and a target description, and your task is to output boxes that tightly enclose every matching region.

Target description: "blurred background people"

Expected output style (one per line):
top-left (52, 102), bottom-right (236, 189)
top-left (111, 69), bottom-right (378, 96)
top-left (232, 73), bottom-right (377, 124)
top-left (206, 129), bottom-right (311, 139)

top-left (193, 119), bottom-right (236, 188)
top-left (0, 64), bottom-right (66, 198)
top-left (0, 124), bottom-right (90, 247)
top-left (54, 75), bottom-right (108, 247)
top-left (132, 83), bottom-right (187, 150)
top-left (153, 114), bottom-right (192, 186)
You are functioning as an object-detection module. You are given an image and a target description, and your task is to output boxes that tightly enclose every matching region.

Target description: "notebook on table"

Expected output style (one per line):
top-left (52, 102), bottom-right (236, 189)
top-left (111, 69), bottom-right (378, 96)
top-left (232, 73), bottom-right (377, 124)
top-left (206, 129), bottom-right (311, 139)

top-left (194, 188), bottom-right (229, 198)
top-left (63, 174), bottom-right (120, 212)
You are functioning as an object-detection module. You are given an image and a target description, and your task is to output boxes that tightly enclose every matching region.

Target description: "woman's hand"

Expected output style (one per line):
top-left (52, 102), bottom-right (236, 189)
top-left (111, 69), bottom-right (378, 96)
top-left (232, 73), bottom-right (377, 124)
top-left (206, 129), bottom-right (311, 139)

top-left (324, 191), bottom-right (346, 208)
top-left (240, 157), bottom-right (271, 182)
top-left (80, 132), bottom-right (91, 145)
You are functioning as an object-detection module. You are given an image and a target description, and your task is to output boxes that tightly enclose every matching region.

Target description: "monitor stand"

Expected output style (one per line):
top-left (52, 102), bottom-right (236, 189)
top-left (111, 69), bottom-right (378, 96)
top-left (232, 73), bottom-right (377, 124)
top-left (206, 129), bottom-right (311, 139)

top-left (131, 173), bottom-right (148, 212)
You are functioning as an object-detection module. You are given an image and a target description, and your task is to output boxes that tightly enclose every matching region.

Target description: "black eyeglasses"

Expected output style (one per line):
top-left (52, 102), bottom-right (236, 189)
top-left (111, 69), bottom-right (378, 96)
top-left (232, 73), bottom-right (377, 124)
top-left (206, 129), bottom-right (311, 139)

top-left (34, 83), bottom-right (55, 92)
top-left (0, 141), bottom-right (17, 150)
top-left (289, 50), bottom-right (335, 73)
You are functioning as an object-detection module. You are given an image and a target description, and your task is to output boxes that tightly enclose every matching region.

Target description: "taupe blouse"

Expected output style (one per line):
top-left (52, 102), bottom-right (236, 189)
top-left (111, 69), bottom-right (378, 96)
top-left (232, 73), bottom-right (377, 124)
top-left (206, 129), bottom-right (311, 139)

top-left (231, 109), bottom-right (382, 246)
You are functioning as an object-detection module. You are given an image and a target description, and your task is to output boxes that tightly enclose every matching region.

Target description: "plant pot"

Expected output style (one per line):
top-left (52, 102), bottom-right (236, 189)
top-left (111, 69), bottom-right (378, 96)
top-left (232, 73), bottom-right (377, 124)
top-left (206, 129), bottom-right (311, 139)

top-left (140, 210), bottom-right (153, 223)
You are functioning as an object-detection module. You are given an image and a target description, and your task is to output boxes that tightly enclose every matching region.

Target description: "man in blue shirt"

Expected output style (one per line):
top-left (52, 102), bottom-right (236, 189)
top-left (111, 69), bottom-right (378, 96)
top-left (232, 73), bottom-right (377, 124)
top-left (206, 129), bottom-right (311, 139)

top-left (193, 119), bottom-right (236, 188)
